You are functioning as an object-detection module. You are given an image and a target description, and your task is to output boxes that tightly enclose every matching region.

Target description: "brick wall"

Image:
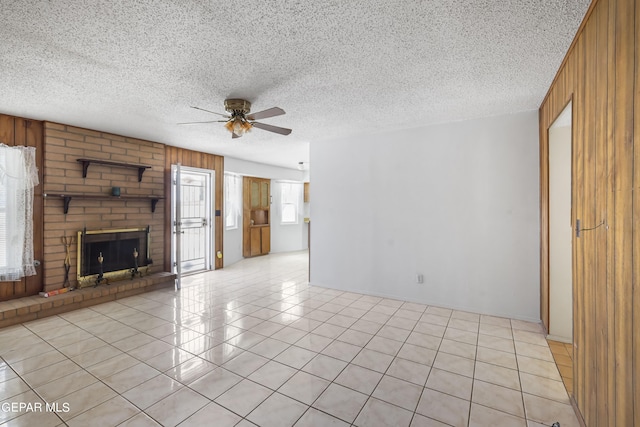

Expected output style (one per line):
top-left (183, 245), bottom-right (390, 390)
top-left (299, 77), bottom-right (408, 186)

top-left (42, 123), bottom-right (165, 292)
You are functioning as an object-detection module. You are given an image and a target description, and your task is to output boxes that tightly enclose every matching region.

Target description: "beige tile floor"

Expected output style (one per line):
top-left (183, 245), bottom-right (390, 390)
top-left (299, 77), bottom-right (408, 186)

top-left (0, 251), bottom-right (580, 427)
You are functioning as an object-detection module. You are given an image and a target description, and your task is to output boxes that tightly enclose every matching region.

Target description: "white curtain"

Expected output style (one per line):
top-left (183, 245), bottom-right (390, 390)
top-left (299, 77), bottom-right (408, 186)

top-left (0, 144), bottom-right (39, 281)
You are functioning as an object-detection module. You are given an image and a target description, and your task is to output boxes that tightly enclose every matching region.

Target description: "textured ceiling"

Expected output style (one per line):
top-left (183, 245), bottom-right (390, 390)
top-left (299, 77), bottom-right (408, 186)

top-left (0, 0), bottom-right (590, 170)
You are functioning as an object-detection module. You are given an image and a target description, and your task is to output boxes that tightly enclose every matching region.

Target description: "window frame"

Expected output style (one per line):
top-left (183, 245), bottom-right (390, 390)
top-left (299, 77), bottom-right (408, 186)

top-left (280, 182), bottom-right (300, 225)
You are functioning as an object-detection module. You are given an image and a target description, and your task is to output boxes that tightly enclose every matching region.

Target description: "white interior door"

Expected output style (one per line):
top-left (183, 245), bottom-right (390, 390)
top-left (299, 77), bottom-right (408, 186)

top-left (171, 165), bottom-right (215, 279)
top-left (549, 102), bottom-right (573, 343)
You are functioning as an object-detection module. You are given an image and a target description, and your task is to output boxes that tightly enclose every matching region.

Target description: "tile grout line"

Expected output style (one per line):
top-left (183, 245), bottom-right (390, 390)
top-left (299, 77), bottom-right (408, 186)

top-left (0, 252), bottom-right (581, 427)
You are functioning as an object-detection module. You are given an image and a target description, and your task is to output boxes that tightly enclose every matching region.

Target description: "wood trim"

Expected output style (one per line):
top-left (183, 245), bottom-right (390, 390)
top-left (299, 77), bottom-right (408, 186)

top-left (612, 0), bottom-right (635, 424)
top-left (539, 103), bottom-right (550, 331)
top-left (605, 0), bottom-right (618, 424)
top-left (634, 0), bottom-right (640, 424)
top-left (570, 395), bottom-right (588, 427)
top-left (573, 32), bottom-right (586, 414)
top-left (593, 2), bottom-right (611, 424)
top-left (214, 155), bottom-right (224, 269)
top-left (242, 177), bottom-right (251, 258)
top-left (0, 114), bottom-right (44, 301)
top-left (540, 96), bottom-right (573, 333)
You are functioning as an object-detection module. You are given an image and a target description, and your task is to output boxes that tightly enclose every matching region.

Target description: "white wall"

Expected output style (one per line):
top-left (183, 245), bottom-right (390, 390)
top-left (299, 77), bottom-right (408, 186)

top-left (310, 110), bottom-right (541, 321)
top-left (224, 157), bottom-right (308, 267)
top-left (223, 216), bottom-right (244, 268)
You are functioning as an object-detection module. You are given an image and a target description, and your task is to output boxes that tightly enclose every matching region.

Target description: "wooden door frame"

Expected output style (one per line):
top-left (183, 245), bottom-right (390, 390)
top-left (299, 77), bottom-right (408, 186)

top-left (540, 97), bottom-right (574, 333)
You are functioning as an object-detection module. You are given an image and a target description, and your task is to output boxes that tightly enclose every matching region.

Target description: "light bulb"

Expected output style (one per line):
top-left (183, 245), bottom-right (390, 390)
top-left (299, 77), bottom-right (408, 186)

top-left (233, 119), bottom-right (244, 134)
top-left (225, 117), bottom-right (251, 135)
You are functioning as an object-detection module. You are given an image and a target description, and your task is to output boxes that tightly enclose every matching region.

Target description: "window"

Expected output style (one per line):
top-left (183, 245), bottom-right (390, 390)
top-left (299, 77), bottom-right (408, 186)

top-left (0, 174), bottom-right (5, 271)
top-left (0, 144), bottom-right (38, 281)
top-left (280, 182), bottom-right (301, 224)
top-left (224, 173), bottom-right (241, 230)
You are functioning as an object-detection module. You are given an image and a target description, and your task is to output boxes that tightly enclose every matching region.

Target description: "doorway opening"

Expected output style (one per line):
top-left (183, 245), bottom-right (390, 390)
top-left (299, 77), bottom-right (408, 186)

top-left (548, 101), bottom-right (573, 343)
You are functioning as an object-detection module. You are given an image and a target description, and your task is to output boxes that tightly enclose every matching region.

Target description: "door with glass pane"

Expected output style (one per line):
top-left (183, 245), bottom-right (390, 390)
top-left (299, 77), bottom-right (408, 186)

top-left (242, 176), bottom-right (270, 257)
top-left (171, 165), bottom-right (214, 275)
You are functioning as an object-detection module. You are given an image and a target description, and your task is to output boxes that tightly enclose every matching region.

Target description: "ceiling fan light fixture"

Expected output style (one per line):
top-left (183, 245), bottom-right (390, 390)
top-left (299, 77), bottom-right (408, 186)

top-left (225, 117), bottom-right (252, 136)
top-left (232, 119), bottom-right (244, 134)
top-left (241, 120), bottom-right (252, 133)
top-left (184, 99), bottom-right (290, 138)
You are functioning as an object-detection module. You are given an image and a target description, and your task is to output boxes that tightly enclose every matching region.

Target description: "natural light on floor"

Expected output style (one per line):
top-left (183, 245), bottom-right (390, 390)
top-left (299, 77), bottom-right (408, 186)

top-left (0, 251), bottom-right (579, 426)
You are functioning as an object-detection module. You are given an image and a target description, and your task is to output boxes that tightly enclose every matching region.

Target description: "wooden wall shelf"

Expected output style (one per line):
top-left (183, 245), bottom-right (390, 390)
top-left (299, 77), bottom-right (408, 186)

top-left (44, 193), bottom-right (163, 214)
top-left (77, 158), bottom-right (152, 182)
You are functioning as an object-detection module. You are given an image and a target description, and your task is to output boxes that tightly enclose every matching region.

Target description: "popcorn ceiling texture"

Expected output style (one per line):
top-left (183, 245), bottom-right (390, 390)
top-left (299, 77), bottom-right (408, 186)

top-left (0, 0), bottom-right (590, 168)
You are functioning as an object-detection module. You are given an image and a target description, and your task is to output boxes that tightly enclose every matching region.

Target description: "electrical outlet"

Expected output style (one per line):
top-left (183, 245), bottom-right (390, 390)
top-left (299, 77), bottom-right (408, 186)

top-left (416, 274), bottom-right (424, 284)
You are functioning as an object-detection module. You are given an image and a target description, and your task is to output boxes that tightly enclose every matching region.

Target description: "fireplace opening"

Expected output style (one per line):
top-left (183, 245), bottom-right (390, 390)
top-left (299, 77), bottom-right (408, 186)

top-left (77, 227), bottom-right (152, 287)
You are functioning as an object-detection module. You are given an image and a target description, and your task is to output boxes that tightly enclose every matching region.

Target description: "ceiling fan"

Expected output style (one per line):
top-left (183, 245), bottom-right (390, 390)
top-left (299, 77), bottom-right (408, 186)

top-left (178, 99), bottom-right (292, 139)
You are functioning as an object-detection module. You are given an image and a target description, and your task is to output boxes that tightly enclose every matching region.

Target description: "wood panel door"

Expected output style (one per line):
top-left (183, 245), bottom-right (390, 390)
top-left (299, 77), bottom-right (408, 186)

top-left (243, 176), bottom-right (270, 257)
top-left (0, 114), bottom-right (44, 301)
top-left (261, 227), bottom-right (270, 254)
top-left (250, 227), bottom-right (262, 257)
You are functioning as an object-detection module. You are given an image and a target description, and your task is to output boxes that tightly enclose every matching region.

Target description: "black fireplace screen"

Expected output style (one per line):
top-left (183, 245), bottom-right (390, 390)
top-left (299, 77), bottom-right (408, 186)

top-left (78, 227), bottom-right (151, 277)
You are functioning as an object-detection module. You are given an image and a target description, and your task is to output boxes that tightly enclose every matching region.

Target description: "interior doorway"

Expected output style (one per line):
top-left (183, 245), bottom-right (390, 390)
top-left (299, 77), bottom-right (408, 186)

top-left (548, 101), bottom-right (573, 343)
top-left (171, 165), bottom-right (215, 279)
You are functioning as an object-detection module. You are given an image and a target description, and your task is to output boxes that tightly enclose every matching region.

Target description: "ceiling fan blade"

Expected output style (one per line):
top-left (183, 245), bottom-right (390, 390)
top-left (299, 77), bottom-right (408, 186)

top-left (190, 106), bottom-right (230, 118)
top-left (177, 120), bottom-right (227, 125)
top-left (251, 121), bottom-right (292, 135)
top-left (247, 107), bottom-right (285, 121)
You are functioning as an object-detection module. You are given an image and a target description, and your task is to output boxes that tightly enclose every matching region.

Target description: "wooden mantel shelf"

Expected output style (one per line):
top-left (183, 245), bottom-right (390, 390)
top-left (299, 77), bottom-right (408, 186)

top-left (44, 193), bottom-right (163, 214)
top-left (77, 158), bottom-right (152, 182)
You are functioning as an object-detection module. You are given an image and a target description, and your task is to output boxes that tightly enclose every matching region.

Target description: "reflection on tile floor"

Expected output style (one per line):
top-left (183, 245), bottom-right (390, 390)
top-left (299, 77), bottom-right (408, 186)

top-left (0, 251), bottom-right (580, 426)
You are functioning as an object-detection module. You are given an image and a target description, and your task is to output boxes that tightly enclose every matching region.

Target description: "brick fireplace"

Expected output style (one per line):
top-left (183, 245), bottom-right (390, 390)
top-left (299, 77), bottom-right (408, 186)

top-left (42, 123), bottom-right (165, 293)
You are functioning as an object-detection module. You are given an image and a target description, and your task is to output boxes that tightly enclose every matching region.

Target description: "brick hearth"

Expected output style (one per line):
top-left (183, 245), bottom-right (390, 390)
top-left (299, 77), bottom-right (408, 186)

top-left (0, 273), bottom-right (175, 328)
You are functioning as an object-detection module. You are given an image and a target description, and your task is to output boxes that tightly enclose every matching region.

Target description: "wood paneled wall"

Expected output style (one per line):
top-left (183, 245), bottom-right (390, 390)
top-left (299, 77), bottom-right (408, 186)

top-left (164, 146), bottom-right (224, 270)
top-left (539, 0), bottom-right (638, 425)
top-left (0, 114), bottom-right (44, 300)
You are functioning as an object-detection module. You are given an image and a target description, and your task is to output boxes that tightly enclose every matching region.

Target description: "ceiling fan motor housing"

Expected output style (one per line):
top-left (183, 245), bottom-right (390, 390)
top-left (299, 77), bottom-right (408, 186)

top-left (224, 99), bottom-right (251, 115)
